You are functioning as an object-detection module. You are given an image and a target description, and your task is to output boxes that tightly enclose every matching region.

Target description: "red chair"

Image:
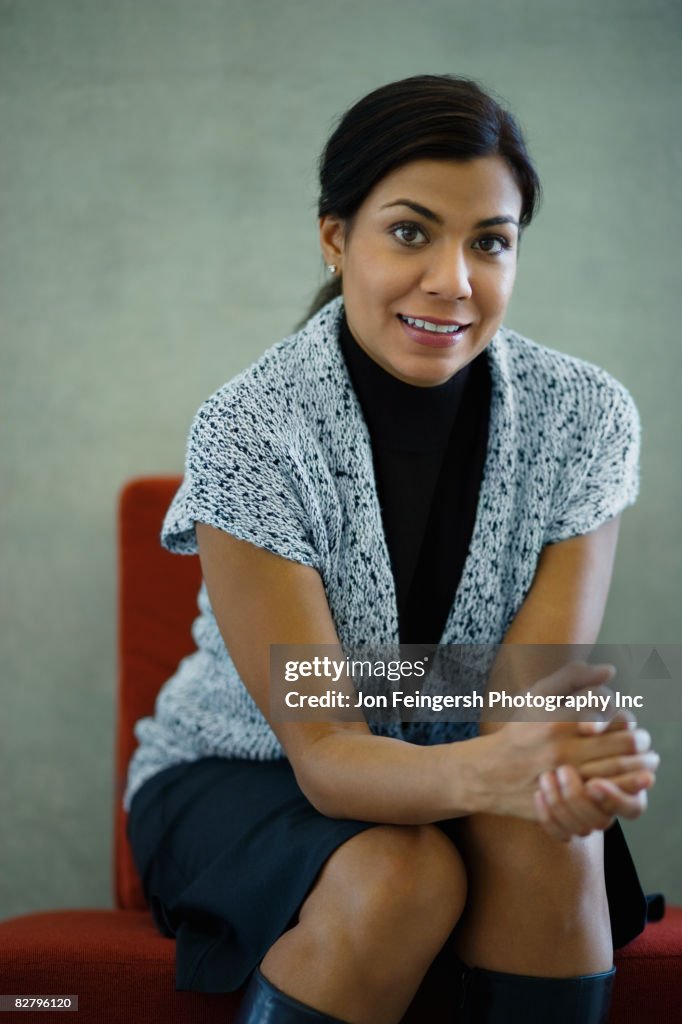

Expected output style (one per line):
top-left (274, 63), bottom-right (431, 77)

top-left (0, 476), bottom-right (679, 1023)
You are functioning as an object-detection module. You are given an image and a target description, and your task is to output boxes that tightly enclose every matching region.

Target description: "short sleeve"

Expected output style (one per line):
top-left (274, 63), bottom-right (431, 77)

top-left (543, 381), bottom-right (641, 545)
top-left (160, 386), bottom-right (321, 569)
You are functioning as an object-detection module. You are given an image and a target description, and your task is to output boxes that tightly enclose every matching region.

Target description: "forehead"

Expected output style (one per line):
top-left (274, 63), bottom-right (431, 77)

top-left (365, 156), bottom-right (523, 220)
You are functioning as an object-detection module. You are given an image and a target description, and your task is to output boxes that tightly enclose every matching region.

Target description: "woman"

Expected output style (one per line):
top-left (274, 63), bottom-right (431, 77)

top-left (124, 75), bottom-right (659, 1023)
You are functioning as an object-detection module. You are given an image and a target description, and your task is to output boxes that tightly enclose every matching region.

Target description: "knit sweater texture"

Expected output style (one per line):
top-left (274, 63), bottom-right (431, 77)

top-left (123, 297), bottom-right (641, 811)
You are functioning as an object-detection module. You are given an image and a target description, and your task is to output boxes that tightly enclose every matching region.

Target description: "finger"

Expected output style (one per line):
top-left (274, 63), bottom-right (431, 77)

top-left (585, 779), bottom-right (649, 820)
top-left (586, 779), bottom-right (647, 818)
top-left (534, 787), bottom-right (572, 842)
top-left (539, 771), bottom-right (581, 836)
top-left (554, 766), bottom-right (615, 833)
top-left (576, 710), bottom-right (637, 735)
top-left (601, 770), bottom-right (657, 795)
top-left (578, 752), bottom-right (660, 780)
top-left (550, 682), bottom-right (617, 725)
top-left (498, 663), bottom-right (618, 729)
top-left (539, 769), bottom-right (604, 837)
top-left (567, 727), bottom-right (652, 766)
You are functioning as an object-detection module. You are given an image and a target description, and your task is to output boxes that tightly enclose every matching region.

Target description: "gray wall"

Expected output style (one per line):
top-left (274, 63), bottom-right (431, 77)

top-left (1, 0), bottom-right (680, 919)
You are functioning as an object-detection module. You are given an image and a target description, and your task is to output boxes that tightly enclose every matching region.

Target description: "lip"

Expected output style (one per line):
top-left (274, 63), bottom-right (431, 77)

top-left (397, 313), bottom-right (471, 349)
top-left (399, 313), bottom-right (470, 327)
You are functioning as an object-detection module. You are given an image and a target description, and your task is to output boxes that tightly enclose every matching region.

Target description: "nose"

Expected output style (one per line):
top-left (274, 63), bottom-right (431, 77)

top-left (421, 246), bottom-right (473, 301)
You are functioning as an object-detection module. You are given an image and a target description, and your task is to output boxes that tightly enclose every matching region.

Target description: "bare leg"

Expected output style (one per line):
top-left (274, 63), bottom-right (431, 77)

top-left (453, 813), bottom-right (612, 977)
top-left (260, 824), bottom-right (467, 1024)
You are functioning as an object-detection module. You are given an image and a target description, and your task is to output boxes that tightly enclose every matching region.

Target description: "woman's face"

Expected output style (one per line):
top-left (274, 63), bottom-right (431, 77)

top-left (320, 156), bottom-right (523, 387)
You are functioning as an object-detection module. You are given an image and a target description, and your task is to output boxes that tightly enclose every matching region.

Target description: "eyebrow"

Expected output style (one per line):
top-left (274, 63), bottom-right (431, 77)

top-left (379, 199), bottom-right (519, 230)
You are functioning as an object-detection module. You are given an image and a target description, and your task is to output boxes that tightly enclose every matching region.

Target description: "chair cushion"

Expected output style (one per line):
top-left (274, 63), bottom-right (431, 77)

top-left (1, 906), bottom-right (680, 1023)
top-left (0, 909), bottom-right (237, 1023)
top-left (609, 905), bottom-right (682, 1022)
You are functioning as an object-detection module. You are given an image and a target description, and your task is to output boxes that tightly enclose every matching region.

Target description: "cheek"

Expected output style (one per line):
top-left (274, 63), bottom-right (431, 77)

top-left (481, 266), bottom-right (516, 315)
top-left (349, 258), bottom-right (403, 312)
top-left (346, 249), bottom-right (387, 295)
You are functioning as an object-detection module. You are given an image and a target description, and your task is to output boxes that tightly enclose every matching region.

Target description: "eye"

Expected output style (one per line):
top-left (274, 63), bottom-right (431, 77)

top-left (473, 234), bottom-right (512, 255)
top-left (390, 221), bottom-right (428, 246)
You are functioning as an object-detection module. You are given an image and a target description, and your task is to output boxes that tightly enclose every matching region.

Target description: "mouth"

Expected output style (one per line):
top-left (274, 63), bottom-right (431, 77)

top-left (397, 313), bottom-right (472, 347)
top-left (398, 314), bottom-right (470, 335)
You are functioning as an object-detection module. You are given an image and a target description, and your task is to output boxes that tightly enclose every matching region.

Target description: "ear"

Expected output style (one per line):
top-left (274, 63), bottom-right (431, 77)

top-left (319, 215), bottom-right (346, 268)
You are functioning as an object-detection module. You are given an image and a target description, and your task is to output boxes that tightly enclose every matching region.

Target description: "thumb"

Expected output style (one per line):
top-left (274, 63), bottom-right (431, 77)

top-left (533, 660), bottom-right (616, 698)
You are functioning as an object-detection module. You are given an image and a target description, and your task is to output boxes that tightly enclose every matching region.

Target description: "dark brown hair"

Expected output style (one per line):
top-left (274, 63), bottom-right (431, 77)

top-left (297, 74), bottom-right (541, 327)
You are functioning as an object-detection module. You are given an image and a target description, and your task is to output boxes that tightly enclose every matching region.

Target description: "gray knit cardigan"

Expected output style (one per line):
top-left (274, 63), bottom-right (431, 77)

top-left (123, 297), bottom-right (641, 811)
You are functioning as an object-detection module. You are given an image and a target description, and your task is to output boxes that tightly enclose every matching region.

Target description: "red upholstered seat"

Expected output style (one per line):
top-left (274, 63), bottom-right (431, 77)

top-left (0, 910), bottom-right (238, 1023)
top-left (610, 909), bottom-right (682, 1022)
top-left (114, 477), bottom-right (203, 913)
top-left (0, 476), bottom-right (680, 1023)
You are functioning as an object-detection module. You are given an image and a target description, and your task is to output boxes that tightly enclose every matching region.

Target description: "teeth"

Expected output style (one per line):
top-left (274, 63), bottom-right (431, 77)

top-left (401, 315), bottom-right (463, 334)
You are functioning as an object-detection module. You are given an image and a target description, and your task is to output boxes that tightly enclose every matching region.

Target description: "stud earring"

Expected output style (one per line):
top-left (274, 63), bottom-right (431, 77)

top-left (327, 264), bottom-right (337, 275)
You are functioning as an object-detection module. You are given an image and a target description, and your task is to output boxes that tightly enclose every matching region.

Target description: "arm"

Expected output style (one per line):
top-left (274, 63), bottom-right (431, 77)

top-left (490, 514), bottom-right (623, 676)
top-left (487, 515), bottom-right (656, 838)
top-left (196, 520), bottom-right (653, 826)
top-left (196, 521), bottom-right (484, 823)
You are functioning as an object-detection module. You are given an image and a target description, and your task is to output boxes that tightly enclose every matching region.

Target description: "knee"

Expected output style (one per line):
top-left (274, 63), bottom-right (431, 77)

top-left (305, 824), bottom-right (467, 941)
top-left (365, 824), bottom-right (467, 922)
top-left (463, 816), bottom-right (609, 929)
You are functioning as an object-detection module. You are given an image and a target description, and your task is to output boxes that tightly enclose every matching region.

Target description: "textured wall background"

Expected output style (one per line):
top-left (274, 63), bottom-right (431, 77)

top-left (1, 0), bottom-right (680, 918)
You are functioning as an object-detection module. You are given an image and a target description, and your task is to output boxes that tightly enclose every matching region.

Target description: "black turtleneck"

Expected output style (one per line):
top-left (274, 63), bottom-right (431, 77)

top-left (339, 313), bottom-right (491, 644)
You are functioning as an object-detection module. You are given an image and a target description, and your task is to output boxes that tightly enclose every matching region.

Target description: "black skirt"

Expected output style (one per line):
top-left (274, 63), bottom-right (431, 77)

top-left (126, 755), bottom-right (649, 994)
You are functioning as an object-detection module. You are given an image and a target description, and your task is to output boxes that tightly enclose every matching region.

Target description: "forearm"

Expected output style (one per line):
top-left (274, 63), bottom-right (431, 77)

top-left (296, 728), bottom-right (497, 824)
top-left (293, 701), bottom-right (653, 828)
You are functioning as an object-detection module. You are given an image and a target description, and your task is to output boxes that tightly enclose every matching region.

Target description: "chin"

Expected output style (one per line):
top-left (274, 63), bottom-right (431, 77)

top-left (397, 363), bottom-right (462, 388)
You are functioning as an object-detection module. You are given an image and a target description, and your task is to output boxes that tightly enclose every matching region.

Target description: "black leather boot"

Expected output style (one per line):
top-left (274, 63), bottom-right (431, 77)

top-left (455, 957), bottom-right (616, 1023)
top-left (234, 967), bottom-right (350, 1023)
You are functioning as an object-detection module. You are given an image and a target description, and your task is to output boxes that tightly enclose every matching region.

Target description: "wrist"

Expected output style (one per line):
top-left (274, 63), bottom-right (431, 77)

top-left (439, 732), bottom-right (502, 817)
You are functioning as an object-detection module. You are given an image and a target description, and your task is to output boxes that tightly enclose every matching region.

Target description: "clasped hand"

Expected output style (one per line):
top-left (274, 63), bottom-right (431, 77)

top-left (493, 662), bottom-right (660, 842)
